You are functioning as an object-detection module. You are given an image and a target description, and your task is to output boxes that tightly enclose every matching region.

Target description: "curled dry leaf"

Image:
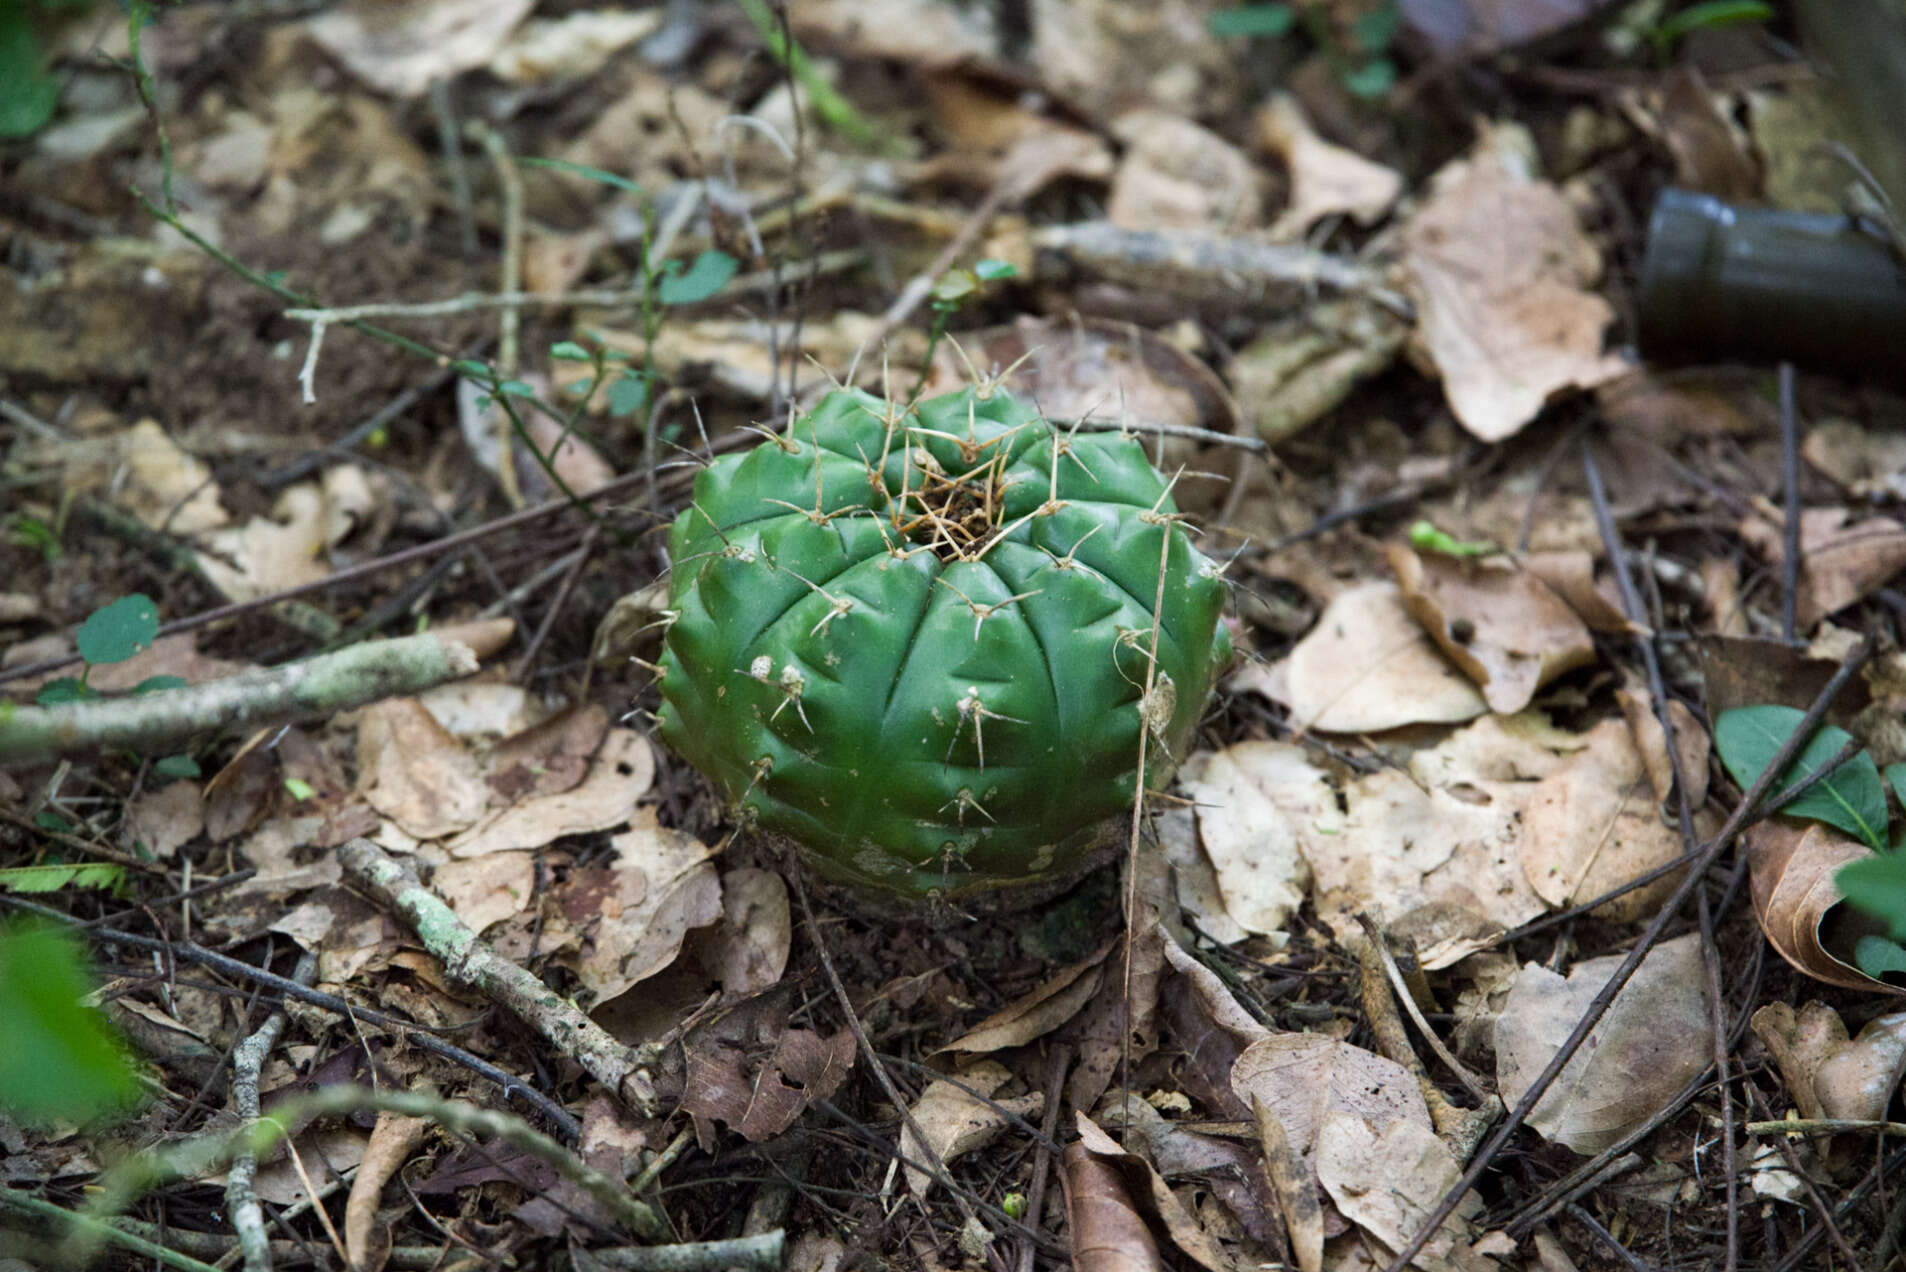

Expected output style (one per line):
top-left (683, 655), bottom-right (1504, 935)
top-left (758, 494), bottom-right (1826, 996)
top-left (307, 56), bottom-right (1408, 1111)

top-left (1107, 111), bottom-right (1266, 232)
top-left (1387, 543), bottom-right (1596, 716)
top-left (1244, 582), bottom-right (1486, 733)
top-left (1252, 1098), bottom-right (1322, 1272)
top-left (1523, 551), bottom-right (1639, 637)
top-left (1748, 1001), bottom-right (1906, 1125)
top-left (901, 1060), bottom-right (1042, 1199)
top-left (343, 1104), bottom-right (429, 1272)
top-left (1400, 122), bottom-right (1625, 442)
top-left (1231, 1032), bottom-right (1432, 1162)
top-left (1495, 934), bottom-right (1711, 1154)
top-left (571, 810), bottom-right (723, 1003)
top-left (1615, 687), bottom-right (1709, 810)
top-left (1315, 1112), bottom-right (1506, 1272)
top-left (939, 944), bottom-right (1111, 1054)
top-left (448, 729), bottom-right (654, 859)
top-left (1068, 1112), bottom-right (1232, 1272)
top-left (305, 0), bottom-right (538, 98)
top-left (1746, 819), bottom-right (1906, 994)
top-left (1255, 93), bottom-right (1402, 241)
top-left (1062, 1134), bottom-right (1168, 1272)
top-left (1519, 718), bottom-right (1688, 923)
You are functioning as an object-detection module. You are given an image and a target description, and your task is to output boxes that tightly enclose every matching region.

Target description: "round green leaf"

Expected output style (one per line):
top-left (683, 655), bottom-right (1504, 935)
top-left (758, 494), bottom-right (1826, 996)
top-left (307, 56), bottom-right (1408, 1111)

top-left (0, 921), bottom-right (142, 1125)
top-left (76, 594), bottom-right (159, 666)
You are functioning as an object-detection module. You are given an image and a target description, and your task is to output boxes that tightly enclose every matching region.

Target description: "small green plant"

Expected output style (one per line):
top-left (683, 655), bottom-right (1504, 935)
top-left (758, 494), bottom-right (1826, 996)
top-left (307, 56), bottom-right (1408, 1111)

top-left (34, 593), bottom-right (197, 778)
top-left (914, 258), bottom-right (1019, 402)
top-left (0, 920), bottom-right (142, 1125)
top-left (1647, 1), bottom-right (1775, 60)
top-left (652, 383), bottom-right (1232, 904)
top-left (1713, 704), bottom-right (1906, 977)
top-left (6, 512), bottom-right (63, 561)
top-left (1209, 2), bottom-right (1401, 100)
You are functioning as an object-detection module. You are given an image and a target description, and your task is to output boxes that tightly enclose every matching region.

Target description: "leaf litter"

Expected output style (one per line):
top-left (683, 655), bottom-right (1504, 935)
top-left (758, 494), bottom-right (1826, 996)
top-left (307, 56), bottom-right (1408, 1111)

top-left (6, 3), bottom-right (1905, 1270)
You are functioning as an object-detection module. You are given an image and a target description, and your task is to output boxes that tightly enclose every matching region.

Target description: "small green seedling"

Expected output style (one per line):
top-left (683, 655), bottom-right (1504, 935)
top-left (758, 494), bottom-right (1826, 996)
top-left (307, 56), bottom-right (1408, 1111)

top-left (1713, 703), bottom-right (1906, 978)
top-left (1209, 1), bottom-right (1400, 99)
top-left (35, 593), bottom-right (196, 778)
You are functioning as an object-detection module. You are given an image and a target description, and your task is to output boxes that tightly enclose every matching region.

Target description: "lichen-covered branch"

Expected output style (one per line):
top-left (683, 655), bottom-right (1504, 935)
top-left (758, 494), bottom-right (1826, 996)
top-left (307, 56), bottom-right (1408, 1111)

top-left (337, 838), bottom-right (662, 1116)
top-left (0, 633), bottom-right (480, 765)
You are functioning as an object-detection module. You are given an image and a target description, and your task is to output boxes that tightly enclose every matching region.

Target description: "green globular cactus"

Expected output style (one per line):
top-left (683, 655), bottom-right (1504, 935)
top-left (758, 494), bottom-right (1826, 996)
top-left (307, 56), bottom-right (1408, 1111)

top-left (653, 384), bottom-right (1231, 904)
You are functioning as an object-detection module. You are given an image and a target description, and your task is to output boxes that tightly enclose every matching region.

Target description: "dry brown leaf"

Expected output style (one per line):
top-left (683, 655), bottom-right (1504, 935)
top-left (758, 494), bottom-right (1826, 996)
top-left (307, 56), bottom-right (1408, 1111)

top-left (1231, 1032), bottom-right (1431, 1162)
top-left (243, 1126), bottom-right (368, 1208)
top-left (1400, 122), bottom-right (1625, 441)
top-left (1102, 1094), bottom-right (1282, 1245)
top-left (125, 780), bottom-right (204, 860)
top-left (1305, 714), bottom-right (1565, 967)
top-left (1255, 93), bottom-right (1401, 241)
top-left (1314, 1111), bottom-right (1502, 1272)
top-left (1251, 1097), bottom-right (1322, 1272)
top-left (1388, 544), bottom-right (1596, 715)
top-left (1156, 806), bottom-right (1246, 946)
top-left (1746, 819), bottom-right (1906, 994)
top-left (343, 1105), bottom-right (428, 1272)
top-left (901, 1061), bottom-right (1042, 1198)
top-left (430, 850), bottom-right (535, 934)
top-left (355, 698), bottom-right (489, 840)
top-left (1519, 718), bottom-right (1687, 923)
top-left (1244, 582), bottom-right (1486, 733)
top-left (570, 810), bottom-right (722, 1003)
top-left (1523, 550), bottom-right (1639, 637)
top-left (1615, 687), bottom-right (1709, 810)
top-left (1062, 1133), bottom-right (1169, 1272)
top-left (1494, 934), bottom-right (1711, 1154)
top-left (1107, 111), bottom-right (1266, 232)
top-left (1177, 743), bottom-right (1318, 940)
top-left (682, 1014), bottom-right (856, 1145)
top-left (448, 729), bottom-right (653, 859)
top-left (488, 10), bottom-right (661, 85)
top-left (939, 947), bottom-right (1110, 1054)
top-left (1740, 505), bottom-right (1906, 630)
top-left (1071, 1113), bottom-right (1233, 1272)
top-left (1804, 419), bottom-right (1906, 502)
top-left (117, 419), bottom-right (228, 534)
top-left (1764, 1005), bottom-right (1906, 1123)
top-left (1596, 371), bottom-right (1763, 440)
top-left (304, 0), bottom-right (537, 98)
top-left (196, 467), bottom-right (376, 602)
top-left (1635, 67), bottom-right (1760, 202)
top-left (487, 703), bottom-right (610, 800)
top-left (698, 867), bottom-right (792, 999)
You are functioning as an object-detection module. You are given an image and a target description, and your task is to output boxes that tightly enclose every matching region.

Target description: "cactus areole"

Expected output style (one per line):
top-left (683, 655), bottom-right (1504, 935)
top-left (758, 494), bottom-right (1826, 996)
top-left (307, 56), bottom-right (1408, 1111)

top-left (654, 385), bottom-right (1232, 904)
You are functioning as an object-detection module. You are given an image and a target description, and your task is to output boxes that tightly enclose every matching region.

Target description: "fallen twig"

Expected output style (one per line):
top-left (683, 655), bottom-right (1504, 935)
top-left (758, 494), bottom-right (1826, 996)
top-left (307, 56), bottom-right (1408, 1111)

top-left (0, 631), bottom-right (483, 766)
top-left (226, 952), bottom-right (318, 1272)
top-left (337, 838), bottom-right (662, 1117)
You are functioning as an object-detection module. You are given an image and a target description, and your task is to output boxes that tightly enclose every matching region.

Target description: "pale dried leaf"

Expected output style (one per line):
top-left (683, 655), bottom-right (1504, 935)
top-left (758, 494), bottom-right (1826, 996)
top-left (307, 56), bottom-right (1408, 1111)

top-left (1256, 94), bottom-right (1401, 241)
top-left (1815, 1010), bottom-right (1906, 1122)
top-left (1388, 544), bottom-right (1596, 715)
top-left (448, 729), bottom-right (653, 859)
top-left (1614, 687), bottom-right (1709, 809)
top-left (902, 1061), bottom-right (1040, 1198)
top-left (1523, 550), bottom-right (1639, 636)
top-left (699, 867), bottom-right (792, 998)
top-left (1401, 122), bottom-right (1625, 441)
top-left (1315, 1112), bottom-right (1496, 1272)
top-left (1252, 1098), bottom-right (1323, 1272)
top-left (940, 950), bottom-right (1108, 1054)
top-left (431, 850), bottom-right (535, 934)
top-left (1247, 583), bottom-right (1486, 733)
top-left (415, 681), bottom-right (541, 739)
top-left (305, 0), bottom-right (537, 98)
top-left (1750, 1000), bottom-right (1846, 1123)
top-left (1519, 718), bottom-right (1687, 922)
top-left (1231, 1032), bottom-right (1431, 1161)
top-left (196, 468), bottom-right (374, 601)
top-left (1494, 934), bottom-right (1710, 1154)
top-left (118, 419), bottom-right (228, 534)
top-left (1107, 111), bottom-right (1265, 232)
top-left (489, 10), bottom-right (661, 85)
top-left (1740, 505), bottom-right (1906, 630)
top-left (1804, 419), bottom-right (1906, 502)
top-left (1157, 806), bottom-right (1247, 946)
top-left (355, 699), bottom-right (489, 840)
top-left (1178, 743), bottom-right (1320, 940)
top-left (344, 1107), bottom-right (428, 1272)
top-left (125, 781), bottom-right (204, 860)
top-left (573, 811), bottom-right (722, 1002)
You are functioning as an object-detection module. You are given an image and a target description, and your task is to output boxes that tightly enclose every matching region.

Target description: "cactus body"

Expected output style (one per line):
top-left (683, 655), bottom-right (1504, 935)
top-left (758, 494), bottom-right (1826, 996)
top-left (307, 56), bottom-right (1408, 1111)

top-left (654, 386), bottom-right (1231, 902)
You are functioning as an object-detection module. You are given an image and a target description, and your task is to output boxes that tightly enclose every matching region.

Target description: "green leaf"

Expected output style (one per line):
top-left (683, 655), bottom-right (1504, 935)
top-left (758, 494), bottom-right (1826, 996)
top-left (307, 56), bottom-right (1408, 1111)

top-left (33, 810), bottom-right (73, 833)
top-left (0, 6), bottom-right (60, 140)
top-left (0, 863), bottom-right (128, 895)
top-left (1839, 852), bottom-right (1906, 942)
top-left (659, 250), bottom-right (738, 305)
top-left (549, 341), bottom-right (592, 362)
top-left (1657, 1), bottom-right (1774, 45)
top-left (1351, 3), bottom-right (1401, 53)
top-left (1341, 57), bottom-right (1397, 99)
top-left (608, 373), bottom-right (650, 418)
top-left (131, 675), bottom-right (187, 696)
top-left (518, 156), bottom-right (643, 193)
top-left (453, 359), bottom-right (491, 378)
top-left (0, 921), bottom-right (143, 1125)
top-left (1408, 520), bottom-right (1494, 557)
top-left (1208, 3), bottom-right (1295, 37)
top-left (931, 271), bottom-right (979, 306)
top-left (283, 777), bottom-right (315, 802)
top-left (497, 379), bottom-right (535, 398)
top-left (153, 754), bottom-right (200, 779)
top-left (1855, 933), bottom-right (1906, 979)
top-left (76, 594), bottom-right (160, 665)
top-left (973, 258), bottom-right (1019, 281)
top-left (1714, 705), bottom-right (1888, 850)
top-left (36, 678), bottom-right (91, 706)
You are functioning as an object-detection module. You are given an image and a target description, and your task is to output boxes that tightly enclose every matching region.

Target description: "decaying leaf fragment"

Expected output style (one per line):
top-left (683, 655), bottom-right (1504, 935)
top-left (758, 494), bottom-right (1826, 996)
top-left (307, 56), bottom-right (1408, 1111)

top-left (1752, 1001), bottom-right (1906, 1124)
top-left (1064, 1113), bottom-right (1231, 1272)
top-left (901, 1061), bottom-right (1042, 1198)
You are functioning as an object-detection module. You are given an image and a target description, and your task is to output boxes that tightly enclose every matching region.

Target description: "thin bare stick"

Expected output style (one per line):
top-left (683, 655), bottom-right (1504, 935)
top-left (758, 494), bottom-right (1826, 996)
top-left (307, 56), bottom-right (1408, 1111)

top-left (225, 951), bottom-right (318, 1272)
top-left (1779, 361), bottom-right (1800, 645)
